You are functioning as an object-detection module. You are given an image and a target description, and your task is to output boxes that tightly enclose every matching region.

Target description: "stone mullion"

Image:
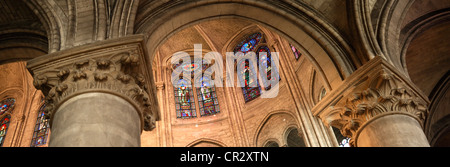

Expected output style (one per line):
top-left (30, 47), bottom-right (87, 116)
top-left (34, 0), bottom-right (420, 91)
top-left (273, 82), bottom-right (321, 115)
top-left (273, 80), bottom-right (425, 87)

top-left (155, 81), bottom-right (165, 147)
top-left (163, 66), bottom-right (174, 147)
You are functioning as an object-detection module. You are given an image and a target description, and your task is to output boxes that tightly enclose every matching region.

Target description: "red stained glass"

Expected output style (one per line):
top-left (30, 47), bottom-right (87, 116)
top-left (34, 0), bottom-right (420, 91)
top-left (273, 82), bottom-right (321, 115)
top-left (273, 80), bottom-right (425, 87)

top-left (31, 104), bottom-right (50, 147)
top-left (256, 46), bottom-right (280, 90)
top-left (0, 98), bottom-right (15, 115)
top-left (290, 44), bottom-right (302, 60)
top-left (174, 79), bottom-right (196, 119)
top-left (234, 33), bottom-right (263, 103)
top-left (197, 77), bottom-right (220, 116)
top-left (0, 115), bottom-right (11, 147)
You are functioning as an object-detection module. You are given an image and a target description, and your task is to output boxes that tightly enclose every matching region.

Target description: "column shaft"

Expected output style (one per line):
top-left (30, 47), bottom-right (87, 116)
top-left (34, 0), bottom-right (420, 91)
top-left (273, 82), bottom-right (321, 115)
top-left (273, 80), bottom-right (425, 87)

top-left (27, 35), bottom-right (159, 147)
top-left (49, 93), bottom-right (141, 147)
top-left (313, 57), bottom-right (430, 147)
top-left (357, 114), bottom-right (429, 147)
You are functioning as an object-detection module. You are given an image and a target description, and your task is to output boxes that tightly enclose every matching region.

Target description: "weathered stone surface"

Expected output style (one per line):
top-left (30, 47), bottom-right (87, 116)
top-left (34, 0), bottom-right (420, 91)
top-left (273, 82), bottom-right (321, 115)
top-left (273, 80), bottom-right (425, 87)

top-left (50, 93), bottom-right (141, 147)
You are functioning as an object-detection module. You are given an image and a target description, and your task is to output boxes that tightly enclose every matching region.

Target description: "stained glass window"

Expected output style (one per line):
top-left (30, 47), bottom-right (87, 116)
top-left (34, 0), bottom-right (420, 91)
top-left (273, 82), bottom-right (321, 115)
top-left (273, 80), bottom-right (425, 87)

top-left (332, 127), bottom-right (351, 147)
top-left (0, 98), bottom-right (14, 147)
top-left (0, 115), bottom-right (11, 147)
top-left (234, 33), bottom-right (264, 102)
top-left (173, 59), bottom-right (206, 78)
top-left (256, 46), bottom-right (280, 90)
top-left (0, 98), bottom-right (15, 115)
top-left (174, 79), bottom-right (196, 119)
top-left (290, 44), bottom-right (302, 60)
top-left (339, 138), bottom-right (351, 147)
top-left (234, 33), bottom-right (262, 54)
top-left (197, 76), bottom-right (220, 116)
top-left (239, 58), bottom-right (261, 102)
top-left (31, 104), bottom-right (50, 147)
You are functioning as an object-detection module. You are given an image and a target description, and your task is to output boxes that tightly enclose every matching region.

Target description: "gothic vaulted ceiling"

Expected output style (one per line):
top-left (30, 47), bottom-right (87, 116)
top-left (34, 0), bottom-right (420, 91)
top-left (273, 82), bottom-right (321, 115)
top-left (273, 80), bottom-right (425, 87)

top-left (0, 0), bottom-right (47, 64)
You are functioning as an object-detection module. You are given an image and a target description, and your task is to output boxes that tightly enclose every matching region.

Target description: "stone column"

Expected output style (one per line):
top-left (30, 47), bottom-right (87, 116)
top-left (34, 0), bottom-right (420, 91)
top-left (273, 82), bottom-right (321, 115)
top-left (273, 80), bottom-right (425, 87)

top-left (27, 35), bottom-right (159, 147)
top-left (155, 82), bottom-right (166, 147)
top-left (313, 57), bottom-right (430, 147)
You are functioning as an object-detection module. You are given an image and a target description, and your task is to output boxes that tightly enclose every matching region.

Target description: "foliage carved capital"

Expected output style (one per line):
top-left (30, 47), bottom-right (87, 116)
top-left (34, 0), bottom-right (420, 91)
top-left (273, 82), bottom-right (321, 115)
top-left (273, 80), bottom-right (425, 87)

top-left (28, 35), bottom-right (159, 131)
top-left (313, 57), bottom-right (430, 145)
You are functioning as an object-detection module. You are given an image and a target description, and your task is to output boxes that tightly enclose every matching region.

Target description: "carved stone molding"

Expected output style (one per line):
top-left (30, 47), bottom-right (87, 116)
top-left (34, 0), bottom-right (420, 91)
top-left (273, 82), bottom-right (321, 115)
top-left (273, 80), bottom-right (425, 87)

top-left (156, 82), bottom-right (165, 90)
top-left (27, 35), bottom-right (159, 132)
top-left (313, 57), bottom-right (430, 146)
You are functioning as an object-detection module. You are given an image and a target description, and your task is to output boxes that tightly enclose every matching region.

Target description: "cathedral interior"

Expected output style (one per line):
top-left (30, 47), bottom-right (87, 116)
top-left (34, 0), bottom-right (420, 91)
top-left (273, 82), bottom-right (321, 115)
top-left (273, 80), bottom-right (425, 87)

top-left (0, 0), bottom-right (449, 147)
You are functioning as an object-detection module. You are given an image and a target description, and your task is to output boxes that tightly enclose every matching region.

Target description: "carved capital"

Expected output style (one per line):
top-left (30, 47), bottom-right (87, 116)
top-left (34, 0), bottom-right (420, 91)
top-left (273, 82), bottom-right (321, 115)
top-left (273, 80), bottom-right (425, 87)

top-left (27, 35), bottom-right (159, 132)
top-left (313, 57), bottom-right (430, 146)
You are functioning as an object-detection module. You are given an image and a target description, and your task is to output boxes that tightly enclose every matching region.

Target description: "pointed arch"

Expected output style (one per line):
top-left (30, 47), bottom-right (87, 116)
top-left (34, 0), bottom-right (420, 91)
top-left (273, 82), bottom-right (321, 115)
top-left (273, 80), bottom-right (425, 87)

top-left (166, 49), bottom-right (222, 119)
top-left (253, 110), bottom-right (307, 147)
top-left (283, 126), bottom-right (306, 147)
top-left (23, 0), bottom-right (64, 52)
top-left (186, 138), bottom-right (227, 147)
top-left (136, 1), bottom-right (357, 92)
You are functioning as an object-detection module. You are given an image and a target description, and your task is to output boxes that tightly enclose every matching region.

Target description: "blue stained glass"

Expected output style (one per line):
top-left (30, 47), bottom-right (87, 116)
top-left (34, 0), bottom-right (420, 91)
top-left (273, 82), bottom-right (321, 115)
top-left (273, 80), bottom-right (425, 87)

top-left (0, 98), bottom-right (15, 115)
top-left (234, 33), bottom-right (262, 54)
top-left (0, 98), bottom-right (15, 147)
top-left (339, 138), bottom-right (351, 147)
top-left (174, 79), bottom-right (196, 119)
top-left (173, 58), bottom-right (207, 78)
top-left (234, 33), bottom-right (263, 103)
top-left (256, 46), bottom-right (280, 90)
top-left (0, 115), bottom-right (11, 147)
top-left (31, 104), bottom-right (50, 147)
top-left (197, 76), bottom-right (220, 116)
top-left (238, 58), bottom-right (261, 102)
top-left (240, 39), bottom-right (257, 53)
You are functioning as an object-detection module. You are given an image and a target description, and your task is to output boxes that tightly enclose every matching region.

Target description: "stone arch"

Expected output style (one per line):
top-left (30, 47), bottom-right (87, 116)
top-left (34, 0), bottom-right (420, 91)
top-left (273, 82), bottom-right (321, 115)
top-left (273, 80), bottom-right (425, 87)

top-left (162, 49), bottom-right (214, 69)
top-left (135, 0), bottom-right (357, 91)
top-left (253, 110), bottom-right (307, 147)
top-left (371, 4), bottom-right (450, 147)
top-left (283, 125), bottom-right (306, 147)
top-left (399, 11), bottom-right (450, 77)
top-left (222, 25), bottom-right (264, 55)
top-left (186, 138), bottom-right (227, 147)
top-left (425, 72), bottom-right (450, 146)
top-left (22, 0), bottom-right (63, 53)
top-left (375, 0), bottom-right (450, 74)
top-left (0, 61), bottom-right (48, 147)
top-left (221, 27), bottom-right (276, 102)
top-left (22, 0), bottom-right (140, 53)
top-left (262, 138), bottom-right (281, 147)
top-left (161, 49), bottom-right (228, 125)
top-left (398, 6), bottom-right (450, 147)
top-left (0, 0), bottom-right (49, 64)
